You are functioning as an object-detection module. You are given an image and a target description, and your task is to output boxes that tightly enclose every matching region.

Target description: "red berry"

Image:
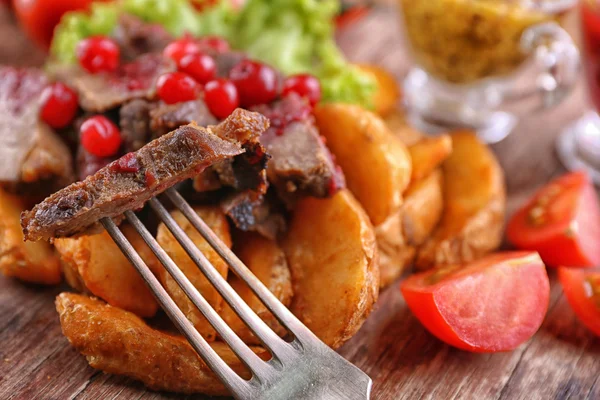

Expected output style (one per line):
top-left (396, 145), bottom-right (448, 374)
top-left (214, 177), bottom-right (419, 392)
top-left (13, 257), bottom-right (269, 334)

top-left (76, 36), bottom-right (120, 73)
top-left (229, 60), bottom-right (279, 107)
top-left (80, 116), bottom-right (122, 157)
top-left (40, 82), bottom-right (79, 129)
top-left (204, 79), bottom-right (239, 119)
top-left (197, 36), bottom-right (230, 53)
top-left (163, 37), bottom-right (201, 63)
top-left (282, 74), bottom-right (322, 106)
top-left (177, 53), bottom-right (216, 84)
top-left (156, 72), bottom-right (200, 104)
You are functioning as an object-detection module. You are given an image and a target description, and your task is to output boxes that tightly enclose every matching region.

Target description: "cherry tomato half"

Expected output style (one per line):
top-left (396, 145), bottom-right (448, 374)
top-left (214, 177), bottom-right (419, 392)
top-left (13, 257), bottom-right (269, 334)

top-left (400, 252), bottom-right (550, 352)
top-left (507, 171), bottom-right (600, 268)
top-left (13, 0), bottom-right (110, 50)
top-left (559, 267), bottom-right (600, 336)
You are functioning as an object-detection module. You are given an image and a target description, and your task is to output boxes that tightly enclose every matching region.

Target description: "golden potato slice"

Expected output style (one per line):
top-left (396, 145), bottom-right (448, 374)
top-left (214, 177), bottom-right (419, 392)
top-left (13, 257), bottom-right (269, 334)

top-left (157, 206), bottom-right (231, 341)
top-left (283, 190), bottom-right (379, 349)
top-left (415, 131), bottom-right (506, 269)
top-left (220, 232), bottom-right (292, 344)
top-left (56, 293), bottom-right (269, 396)
top-left (377, 169), bottom-right (445, 287)
top-left (408, 135), bottom-right (453, 183)
top-left (0, 189), bottom-right (61, 285)
top-left (357, 64), bottom-right (401, 117)
top-left (384, 109), bottom-right (423, 146)
top-left (54, 227), bottom-right (159, 317)
top-left (314, 103), bottom-right (411, 226)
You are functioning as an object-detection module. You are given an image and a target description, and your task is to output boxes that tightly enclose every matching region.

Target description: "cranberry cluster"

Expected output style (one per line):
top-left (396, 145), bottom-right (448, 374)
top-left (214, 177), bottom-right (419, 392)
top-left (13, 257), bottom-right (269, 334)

top-left (39, 33), bottom-right (323, 160)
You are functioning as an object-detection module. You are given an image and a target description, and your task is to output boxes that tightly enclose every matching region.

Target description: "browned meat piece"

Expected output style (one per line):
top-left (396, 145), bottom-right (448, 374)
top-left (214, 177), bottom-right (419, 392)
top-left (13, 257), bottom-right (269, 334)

top-left (213, 51), bottom-right (246, 77)
top-left (76, 147), bottom-right (113, 181)
top-left (120, 99), bottom-right (156, 152)
top-left (54, 54), bottom-right (175, 112)
top-left (222, 191), bottom-right (286, 240)
top-left (112, 14), bottom-right (174, 61)
top-left (0, 67), bottom-right (74, 193)
top-left (150, 99), bottom-right (217, 138)
top-left (21, 109), bottom-right (270, 241)
top-left (252, 94), bottom-right (344, 204)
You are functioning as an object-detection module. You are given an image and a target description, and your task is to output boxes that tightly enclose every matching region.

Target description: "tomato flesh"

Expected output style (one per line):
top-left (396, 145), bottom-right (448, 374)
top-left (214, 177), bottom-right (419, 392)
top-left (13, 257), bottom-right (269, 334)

top-left (507, 171), bottom-right (600, 268)
top-left (400, 252), bottom-right (550, 352)
top-left (558, 267), bottom-right (600, 336)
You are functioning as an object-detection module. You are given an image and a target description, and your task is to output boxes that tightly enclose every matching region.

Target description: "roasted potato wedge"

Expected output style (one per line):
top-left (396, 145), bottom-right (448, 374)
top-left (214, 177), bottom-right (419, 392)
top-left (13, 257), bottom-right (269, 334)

top-left (314, 103), bottom-right (411, 226)
top-left (157, 206), bottom-right (231, 341)
top-left (56, 293), bottom-right (269, 396)
top-left (0, 188), bottom-right (61, 285)
top-left (377, 169), bottom-right (445, 287)
top-left (415, 131), bottom-right (506, 269)
top-left (54, 226), bottom-right (159, 317)
top-left (283, 189), bottom-right (379, 348)
top-left (220, 232), bottom-right (292, 344)
top-left (384, 109), bottom-right (423, 146)
top-left (357, 64), bottom-right (401, 117)
top-left (408, 135), bottom-right (453, 183)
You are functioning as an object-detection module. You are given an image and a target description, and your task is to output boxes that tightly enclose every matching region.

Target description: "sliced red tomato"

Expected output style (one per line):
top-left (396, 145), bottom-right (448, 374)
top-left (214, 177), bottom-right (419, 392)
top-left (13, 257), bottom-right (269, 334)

top-left (13, 0), bottom-right (111, 50)
top-left (507, 171), bottom-right (600, 268)
top-left (558, 267), bottom-right (600, 336)
top-left (400, 252), bottom-right (550, 352)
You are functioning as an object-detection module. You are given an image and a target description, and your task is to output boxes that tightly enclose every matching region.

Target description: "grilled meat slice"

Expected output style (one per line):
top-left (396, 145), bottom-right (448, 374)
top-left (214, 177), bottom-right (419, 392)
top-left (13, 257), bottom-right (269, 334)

top-left (21, 109), bottom-right (269, 241)
top-left (112, 14), bottom-right (174, 61)
top-left (150, 99), bottom-right (217, 138)
top-left (222, 191), bottom-right (286, 240)
top-left (54, 54), bottom-right (175, 113)
top-left (120, 99), bottom-right (157, 152)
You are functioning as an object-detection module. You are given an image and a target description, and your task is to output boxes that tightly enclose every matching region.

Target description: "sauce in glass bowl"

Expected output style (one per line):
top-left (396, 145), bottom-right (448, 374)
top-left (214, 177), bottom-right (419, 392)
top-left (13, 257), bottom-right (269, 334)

top-left (399, 0), bottom-right (572, 84)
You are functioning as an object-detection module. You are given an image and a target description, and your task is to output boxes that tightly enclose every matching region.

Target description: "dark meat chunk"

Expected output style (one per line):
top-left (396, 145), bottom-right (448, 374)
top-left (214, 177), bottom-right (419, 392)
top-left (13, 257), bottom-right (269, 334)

top-left (21, 109), bottom-right (270, 241)
top-left (77, 147), bottom-right (113, 181)
top-left (213, 51), bottom-right (246, 77)
top-left (253, 94), bottom-right (345, 204)
top-left (150, 99), bottom-right (217, 138)
top-left (120, 99), bottom-right (157, 152)
top-left (0, 67), bottom-right (74, 192)
top-left (54, 54), bottom-right (175, 113)
top-left (221, 191), bottom-right (286, 240)
top-left (112, 14), bottom-right (173, 61)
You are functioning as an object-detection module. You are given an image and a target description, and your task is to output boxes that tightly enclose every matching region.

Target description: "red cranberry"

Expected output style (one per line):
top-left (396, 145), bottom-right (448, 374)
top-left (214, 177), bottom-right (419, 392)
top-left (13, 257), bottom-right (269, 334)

top-left (156, 72), bottom-right (200, 104)
top-left (76, 36), bottom-right (120, 74)
top-left (204, 79), bottom-right (239, 119)
top-left (177, 53), bottom-right (216, 84)
top-left (163, 37), bottom-right (201, 63)
top-left (197, 36), bottom-right (230, 53)
top-left (80, 115), bottom-right (122, 157)
top-left (40, 82), bottom-right (79, 129)
top-left (282, 74), bottom-right (322, 106)
top-left (229, 60), bottom-right (279, 107)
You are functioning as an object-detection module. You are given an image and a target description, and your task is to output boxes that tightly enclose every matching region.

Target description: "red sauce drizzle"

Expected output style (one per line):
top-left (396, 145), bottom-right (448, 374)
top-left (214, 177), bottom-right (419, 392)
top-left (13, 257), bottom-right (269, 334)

top-left (109, 152), bottom-right (140, 173)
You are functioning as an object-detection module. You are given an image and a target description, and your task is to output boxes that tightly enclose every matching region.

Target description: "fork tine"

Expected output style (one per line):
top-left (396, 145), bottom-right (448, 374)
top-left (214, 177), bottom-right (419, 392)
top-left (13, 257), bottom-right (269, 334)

top-left (100, 217), bottom-right (249, 397)
top-left (165, 188), bottom-right (312, 341)
top-left (147, 197), bottom-right (293, 357)
top-left (123, 211), bottom-right (268, 377)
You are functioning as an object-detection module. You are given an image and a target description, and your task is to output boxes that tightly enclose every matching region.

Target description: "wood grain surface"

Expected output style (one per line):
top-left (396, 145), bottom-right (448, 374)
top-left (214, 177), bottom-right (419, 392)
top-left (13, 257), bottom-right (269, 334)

top-left (1, 4), bottom-right (598, 400)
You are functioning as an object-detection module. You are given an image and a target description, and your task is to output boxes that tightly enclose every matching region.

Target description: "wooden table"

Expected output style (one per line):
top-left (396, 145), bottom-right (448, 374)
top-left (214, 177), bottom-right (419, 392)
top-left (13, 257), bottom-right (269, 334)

top-left (1, 4), bottom-right (598, 400)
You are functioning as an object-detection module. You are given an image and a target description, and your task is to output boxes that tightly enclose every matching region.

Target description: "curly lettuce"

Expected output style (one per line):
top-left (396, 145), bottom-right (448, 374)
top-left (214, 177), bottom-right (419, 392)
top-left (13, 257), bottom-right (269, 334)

top-left (49, 0), bottom-right (375, 108)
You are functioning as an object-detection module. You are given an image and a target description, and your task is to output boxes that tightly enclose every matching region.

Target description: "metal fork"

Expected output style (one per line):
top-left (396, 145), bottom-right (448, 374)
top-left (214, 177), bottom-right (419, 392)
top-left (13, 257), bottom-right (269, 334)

top-left (100, 187), bottom-right (372, 400)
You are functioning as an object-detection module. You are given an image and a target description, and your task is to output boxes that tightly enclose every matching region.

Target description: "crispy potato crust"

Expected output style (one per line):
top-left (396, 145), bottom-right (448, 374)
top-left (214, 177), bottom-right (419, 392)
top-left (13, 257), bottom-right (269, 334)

top-left (220, 232), bottom-right (292, 344)
top-left (283, 189), bottom-right (379, 348)
top-left (357, 64), bottom-right (401, 117)
top-left (55, 293), bottom-right (268, 396)
top-left (415, 131), bottom-right (506, 269)
top-left (408, 135), bottom-right (453, 183)
top-left (157, 206), bottom-right (231, 341)
top-left (0, 188), bottom-right (61, 285)
top-left (314, 104), bottom-right (411, 226)
top-left (54, 228), bottom-right (159, 317)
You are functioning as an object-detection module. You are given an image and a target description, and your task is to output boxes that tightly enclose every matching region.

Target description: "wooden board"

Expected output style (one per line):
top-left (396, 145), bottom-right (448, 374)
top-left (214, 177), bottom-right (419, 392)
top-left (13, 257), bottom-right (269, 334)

top-left (1, 5), bottom-right (599, 400)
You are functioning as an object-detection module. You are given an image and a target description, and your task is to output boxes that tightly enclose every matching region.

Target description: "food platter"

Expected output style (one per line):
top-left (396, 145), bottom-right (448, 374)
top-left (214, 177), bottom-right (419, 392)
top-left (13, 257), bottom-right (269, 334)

top-left (1, 4), bottom-right (599, 400)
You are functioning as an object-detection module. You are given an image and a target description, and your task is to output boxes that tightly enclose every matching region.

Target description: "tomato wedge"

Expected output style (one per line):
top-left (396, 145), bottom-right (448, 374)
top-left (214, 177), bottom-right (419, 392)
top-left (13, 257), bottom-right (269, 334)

top-left (507, 171), bottom-right (600, 268)
top-left (558, 267), bottom-right (600, 336)
top-left (400, 252), bottom-right (549, 352)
